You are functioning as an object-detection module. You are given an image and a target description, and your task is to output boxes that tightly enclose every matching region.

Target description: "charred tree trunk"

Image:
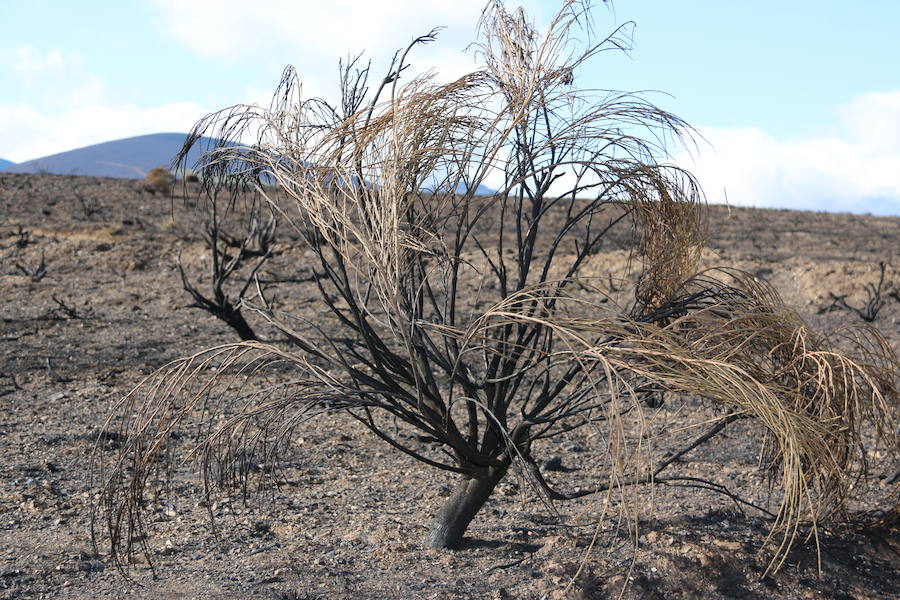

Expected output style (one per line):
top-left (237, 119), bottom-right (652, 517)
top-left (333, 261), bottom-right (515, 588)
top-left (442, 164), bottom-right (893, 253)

top-left (219, 306), bottom-right (257, 341)
top-left (425, 465), bottom-right (508, 549)
top-left (178, 258), bottom-right (260, 342)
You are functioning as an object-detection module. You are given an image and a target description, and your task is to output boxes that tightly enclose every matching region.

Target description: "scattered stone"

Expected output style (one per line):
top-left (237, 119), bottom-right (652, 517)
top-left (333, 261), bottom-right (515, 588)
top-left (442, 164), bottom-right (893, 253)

top-left (78, 560), bottom-right (106, 572)
top-left (541, 456), bottom-right (565, 472)
top-left (498, 482), bottom-right (520, 496)
top-left (712, 539), bottom-right (742, 551)
top-left (252, 520), bottom-right (271, 535)
top-left (158, 540), bottom-right (178, 556)
top-left (535, 536), bottom-right (566, 556)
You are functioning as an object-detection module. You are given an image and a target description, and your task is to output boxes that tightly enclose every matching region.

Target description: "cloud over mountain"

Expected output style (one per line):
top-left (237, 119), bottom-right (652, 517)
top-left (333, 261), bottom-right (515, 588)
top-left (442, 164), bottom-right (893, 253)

top-left (677, 90), bottom-right (900, 216)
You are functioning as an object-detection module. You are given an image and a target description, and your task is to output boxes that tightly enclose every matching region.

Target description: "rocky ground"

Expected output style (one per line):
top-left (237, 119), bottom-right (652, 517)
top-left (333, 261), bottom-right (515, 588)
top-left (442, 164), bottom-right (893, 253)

top-left (1, 173), bottom-right (898, 599)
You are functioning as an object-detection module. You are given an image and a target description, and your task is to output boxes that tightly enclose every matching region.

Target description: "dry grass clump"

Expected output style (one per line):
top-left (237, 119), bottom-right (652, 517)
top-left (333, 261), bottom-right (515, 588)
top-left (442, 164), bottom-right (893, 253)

top-left (144, 166), bottom-right (175, 195)
top-left (94, 0), bottom-right (899, 577)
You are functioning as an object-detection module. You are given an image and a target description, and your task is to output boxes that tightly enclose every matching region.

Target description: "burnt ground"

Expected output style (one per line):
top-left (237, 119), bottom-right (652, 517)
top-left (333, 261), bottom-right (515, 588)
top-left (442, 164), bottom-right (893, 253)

top-left (1, 173), bottom-right (898, 599)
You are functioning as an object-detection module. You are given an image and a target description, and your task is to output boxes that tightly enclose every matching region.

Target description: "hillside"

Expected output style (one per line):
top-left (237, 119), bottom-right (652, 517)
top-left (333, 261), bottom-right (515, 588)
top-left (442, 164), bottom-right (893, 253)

top-left (0, 173), bottom-right (898, 599)
top-left (0, 133), bottom-right (218, 179)
top-left (0, 158), bottom-right (14, 170)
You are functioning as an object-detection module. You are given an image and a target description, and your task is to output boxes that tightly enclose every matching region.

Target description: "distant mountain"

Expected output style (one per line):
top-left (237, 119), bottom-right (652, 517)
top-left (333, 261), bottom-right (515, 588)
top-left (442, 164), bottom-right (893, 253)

top-left (0, 133), bottom-right (222, 179)
top-left (1, 135), bottom-right (497, 196)
top-left (455, 182), bottom-right (495, 196)
top-left (0, 158), bottom-right (14, 170)
top-left (419, 182), bottom-right (495, 196)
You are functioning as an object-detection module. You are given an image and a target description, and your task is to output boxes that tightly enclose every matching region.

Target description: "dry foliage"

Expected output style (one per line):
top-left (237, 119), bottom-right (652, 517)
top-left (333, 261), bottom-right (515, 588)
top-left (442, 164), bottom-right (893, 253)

top-left (144, 166), bottom-right (176, 195)
top-left (94, 0), bottom-right (899, 577)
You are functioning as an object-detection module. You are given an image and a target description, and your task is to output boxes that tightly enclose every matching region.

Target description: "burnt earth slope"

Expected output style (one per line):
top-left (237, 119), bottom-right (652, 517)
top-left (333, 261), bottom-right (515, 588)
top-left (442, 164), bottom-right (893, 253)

top-left (1, 173), bottom-right (898, 599)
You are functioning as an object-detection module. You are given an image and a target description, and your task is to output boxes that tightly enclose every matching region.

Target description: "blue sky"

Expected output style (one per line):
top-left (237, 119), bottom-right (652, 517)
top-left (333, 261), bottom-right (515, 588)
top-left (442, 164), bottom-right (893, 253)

top-left (2, 1), bottom-right (898, 215)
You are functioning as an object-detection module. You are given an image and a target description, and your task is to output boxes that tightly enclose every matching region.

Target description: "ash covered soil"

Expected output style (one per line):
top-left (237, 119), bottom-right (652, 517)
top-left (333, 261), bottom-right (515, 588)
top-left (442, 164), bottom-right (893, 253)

top-left (1, 173), bottom-right (898, 599)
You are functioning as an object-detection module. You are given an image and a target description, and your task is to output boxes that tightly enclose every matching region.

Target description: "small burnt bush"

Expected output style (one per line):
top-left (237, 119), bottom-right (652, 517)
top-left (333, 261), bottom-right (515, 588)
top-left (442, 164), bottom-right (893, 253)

top-left (96, 0), bottom-right (899, 577)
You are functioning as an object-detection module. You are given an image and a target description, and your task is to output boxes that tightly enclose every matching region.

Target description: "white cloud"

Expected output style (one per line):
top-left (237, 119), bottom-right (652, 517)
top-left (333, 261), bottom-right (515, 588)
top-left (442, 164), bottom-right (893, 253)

top-left (49, 76), bottom-right (107, 108)
top-left (841, 90), bottom-right (900, 154)
top-left (0, 43), bottom-right (209, 163)
top-left (9, 46), bottom-right (68, 73)
top-left (0, 101), bottom-right (208, 163)
top-left (151, 0), bottom-right (544, 97)
top-left (677, 91), bottom-right (900, 216)
top-left (2, 2), bottom-right (545, 164)
top-left (154, 0), bottom-right (488, 59)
